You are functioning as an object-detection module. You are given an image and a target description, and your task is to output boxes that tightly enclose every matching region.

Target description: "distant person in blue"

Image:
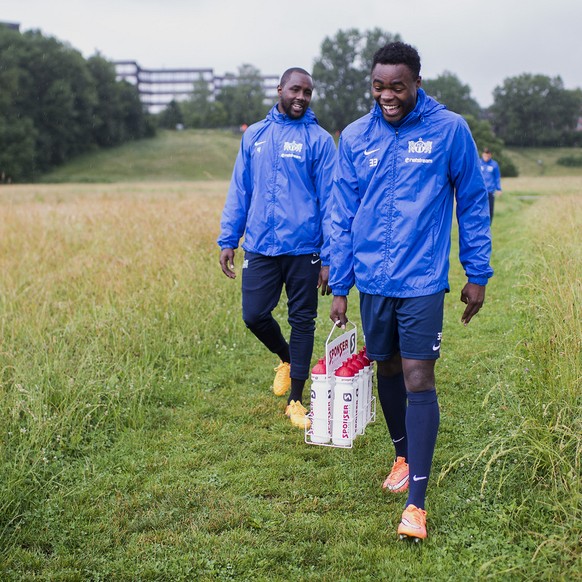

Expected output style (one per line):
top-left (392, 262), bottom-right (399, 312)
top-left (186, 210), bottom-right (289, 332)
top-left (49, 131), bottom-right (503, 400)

top-left (480, 147), bottom-right (502, 223)
top-left (329, 42), bottom-right (493, 541)
top-left (217, 67), bottom-right (336, 430)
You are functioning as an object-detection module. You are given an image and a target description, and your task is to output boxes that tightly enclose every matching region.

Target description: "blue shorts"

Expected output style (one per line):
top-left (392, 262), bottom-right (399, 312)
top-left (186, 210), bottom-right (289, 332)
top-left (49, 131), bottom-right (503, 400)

top-left (359, 291), bottom-right (445, 361)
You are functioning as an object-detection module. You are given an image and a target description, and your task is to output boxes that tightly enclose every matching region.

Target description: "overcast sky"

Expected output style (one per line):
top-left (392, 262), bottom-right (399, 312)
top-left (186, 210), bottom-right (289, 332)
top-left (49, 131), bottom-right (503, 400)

top-left (4, 0), bottom-right (582, 107)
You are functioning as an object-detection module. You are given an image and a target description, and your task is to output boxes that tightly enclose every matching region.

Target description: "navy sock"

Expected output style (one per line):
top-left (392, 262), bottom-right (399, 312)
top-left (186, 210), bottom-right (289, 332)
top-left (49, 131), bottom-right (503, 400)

top-left (405, 389), bottom-right (440, 510)
top-left (288, 378), bottom-right (305, 404)
top-left (377, 372), bottom-right (408, 459)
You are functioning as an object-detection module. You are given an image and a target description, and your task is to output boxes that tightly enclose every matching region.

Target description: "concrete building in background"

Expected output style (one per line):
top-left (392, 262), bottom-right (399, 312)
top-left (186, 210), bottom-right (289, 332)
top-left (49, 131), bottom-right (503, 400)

top-left (115, 61), bottom-right (278, 113)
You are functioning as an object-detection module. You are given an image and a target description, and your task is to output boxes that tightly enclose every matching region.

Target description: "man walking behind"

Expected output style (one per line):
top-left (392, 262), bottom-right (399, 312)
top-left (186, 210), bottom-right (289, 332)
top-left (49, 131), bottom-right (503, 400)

top-left (218, 68), bottom-right (336, 430)
top-left (480, 147), bottom-right (502, 223)
top-left (329, 42), bottom-right (493, 540)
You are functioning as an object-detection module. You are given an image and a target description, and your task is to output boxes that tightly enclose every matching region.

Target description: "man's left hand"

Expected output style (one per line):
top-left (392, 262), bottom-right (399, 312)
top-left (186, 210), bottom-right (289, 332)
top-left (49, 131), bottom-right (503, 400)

top-left (460, 283), bottom-right (486, 325)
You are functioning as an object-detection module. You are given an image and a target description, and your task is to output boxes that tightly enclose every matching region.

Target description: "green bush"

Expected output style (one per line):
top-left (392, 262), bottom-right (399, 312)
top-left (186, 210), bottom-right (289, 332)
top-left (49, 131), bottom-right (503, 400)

top-left (556, 155), bottom-right (582, 167)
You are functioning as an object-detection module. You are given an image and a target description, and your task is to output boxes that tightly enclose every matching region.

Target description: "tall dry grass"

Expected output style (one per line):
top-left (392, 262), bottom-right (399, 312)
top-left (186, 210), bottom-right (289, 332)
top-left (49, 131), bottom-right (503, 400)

top-left (464, 193), bottom-right (580, 571)
top-left (0, 182), bottom-right (232, 534)
top-left (0, 179), bottom-right (580, 578)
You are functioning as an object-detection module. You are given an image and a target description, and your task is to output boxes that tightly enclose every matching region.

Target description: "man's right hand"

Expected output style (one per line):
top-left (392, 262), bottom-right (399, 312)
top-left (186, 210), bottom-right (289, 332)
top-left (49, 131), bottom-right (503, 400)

top-left (330, 295), bottom-right (348, 329)
top-left (219, 248), bottom-right (236, 279)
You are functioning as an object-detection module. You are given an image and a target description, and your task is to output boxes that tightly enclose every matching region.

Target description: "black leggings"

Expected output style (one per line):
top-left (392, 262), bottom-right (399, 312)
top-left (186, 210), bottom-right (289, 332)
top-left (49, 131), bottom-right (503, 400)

top-left (242, 252), bottom-right (320, 380)
top-left (488, 192), bottom-right (495, 223)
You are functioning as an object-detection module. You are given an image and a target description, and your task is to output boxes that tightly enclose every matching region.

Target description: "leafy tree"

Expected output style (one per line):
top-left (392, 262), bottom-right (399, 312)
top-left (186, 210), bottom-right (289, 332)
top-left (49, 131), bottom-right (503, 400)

top-left (312, 28), bottom-right (402, 133)
top-left (87, 55), bottom-right (122, 146)
top-left (23, 31), bottom-right (98, 169)
top-left (0, 28), bottom-right (98, 174)
top-left (310, 28), bottom-right (519, 175)
top-left (116, 80), bottom-right (156, 139)
top-left (490, 74), bottom-right (582, 146)
top-left (0, 27), bottom-right (37, 180)
top-left (420, 73), bottom-right (520, 173)
top-left (464, 115), bottom-right (518, 177)
top-left (157, 100), bottom-right (184, 129)
top-left (216, 64), bottom-right (267, 127)
top-left (180, 78), bottom-right (227, 128)
top-left (87, 55), bottom-right (152, 145)
top-left (0, 25), bottom-right (154, 181)
top-left (422, 71), bottom-right (482, 118)
top-left (0, 116), bottom-right (37, 182)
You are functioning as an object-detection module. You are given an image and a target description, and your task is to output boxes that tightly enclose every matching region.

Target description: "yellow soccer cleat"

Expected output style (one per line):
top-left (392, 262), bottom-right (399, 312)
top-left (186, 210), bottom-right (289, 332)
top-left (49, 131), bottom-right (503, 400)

top-left (285, 400), bottom-right (311, 430)
top-left (273, 361), bottom-right (291, 396)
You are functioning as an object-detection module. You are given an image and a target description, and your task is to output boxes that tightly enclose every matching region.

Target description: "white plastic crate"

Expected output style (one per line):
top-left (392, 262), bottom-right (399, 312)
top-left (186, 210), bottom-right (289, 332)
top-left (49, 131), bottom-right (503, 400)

top-left (305, 322), bottom-right (376, 448)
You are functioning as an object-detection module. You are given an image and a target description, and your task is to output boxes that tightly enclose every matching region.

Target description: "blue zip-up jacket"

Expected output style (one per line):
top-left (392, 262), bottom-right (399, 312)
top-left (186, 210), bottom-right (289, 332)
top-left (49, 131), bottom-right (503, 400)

top-left (330, 89), bottom-right (493, 297)
top-left (480, 158), bottom-right (502, 193)
top-left (217, 105), bottom-right (336, 264)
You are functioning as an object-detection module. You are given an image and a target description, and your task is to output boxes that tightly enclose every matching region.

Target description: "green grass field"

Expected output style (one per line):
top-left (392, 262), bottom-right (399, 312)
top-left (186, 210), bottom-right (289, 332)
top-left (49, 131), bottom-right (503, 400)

top-left (40, 129), bottom-right (582, 183)
top-left (0, 131), bottom-right (580, 580)
top-left (505, 146), bottom-right (582, 178)
top-left (41, 129), bottom-right (242, 183)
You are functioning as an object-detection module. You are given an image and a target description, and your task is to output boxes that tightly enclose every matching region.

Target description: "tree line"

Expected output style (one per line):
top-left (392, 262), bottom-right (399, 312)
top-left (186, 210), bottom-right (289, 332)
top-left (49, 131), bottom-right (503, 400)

top-left (2, 26), bottom-right (582, 182)
top-left (0, 25), bottom-right (155, 182)
top-left (164, 29), bottom-right (582, 178)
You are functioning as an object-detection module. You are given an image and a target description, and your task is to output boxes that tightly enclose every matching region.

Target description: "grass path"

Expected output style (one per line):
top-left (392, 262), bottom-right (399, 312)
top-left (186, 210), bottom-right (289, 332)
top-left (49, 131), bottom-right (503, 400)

top-left (0, 180), bottom-right (580, 580)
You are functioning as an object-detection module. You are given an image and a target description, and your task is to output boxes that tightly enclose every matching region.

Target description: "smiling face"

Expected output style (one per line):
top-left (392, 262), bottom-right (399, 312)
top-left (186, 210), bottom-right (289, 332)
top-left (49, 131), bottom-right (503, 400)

top-left (277, 71), bottom-right (313, 119)
top-left (371, 63), bottom-right (421, 124)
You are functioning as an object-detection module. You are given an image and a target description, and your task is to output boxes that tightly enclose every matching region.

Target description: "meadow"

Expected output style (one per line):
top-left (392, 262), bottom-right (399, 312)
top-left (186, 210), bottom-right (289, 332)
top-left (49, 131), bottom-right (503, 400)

top-left (0, 132), bottom-right (580, 580)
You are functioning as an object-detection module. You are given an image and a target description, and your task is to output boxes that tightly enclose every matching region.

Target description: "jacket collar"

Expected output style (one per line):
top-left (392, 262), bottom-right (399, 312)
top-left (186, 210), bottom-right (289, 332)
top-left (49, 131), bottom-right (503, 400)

top-left (370, 87), bottom-right (429, 127)
top-left (267, 104), bottom-right (318, 125)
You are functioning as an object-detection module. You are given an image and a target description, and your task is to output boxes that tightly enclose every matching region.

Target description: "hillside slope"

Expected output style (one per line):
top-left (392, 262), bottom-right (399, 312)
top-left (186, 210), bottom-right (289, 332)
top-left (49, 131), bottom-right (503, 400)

top-left (38, 129), bottom-right (582, 183)
top-left (41, 129), bottom-right (242, 183)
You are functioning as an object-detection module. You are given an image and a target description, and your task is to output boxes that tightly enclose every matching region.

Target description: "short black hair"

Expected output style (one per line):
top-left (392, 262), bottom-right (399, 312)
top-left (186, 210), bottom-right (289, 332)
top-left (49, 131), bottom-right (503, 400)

top-left (279, 67), bottom-right (311, 87)
top-left (371, 42), bottom-right (421, 78)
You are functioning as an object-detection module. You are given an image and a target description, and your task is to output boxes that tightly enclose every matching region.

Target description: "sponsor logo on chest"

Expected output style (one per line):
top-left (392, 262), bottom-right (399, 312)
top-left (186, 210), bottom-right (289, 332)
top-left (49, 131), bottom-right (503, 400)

top-left (405, 138), bottom-right (434, 164)
top-left (281, 140), bottom-right (304, 160)
top-left (364, 137), bottom-right (436, 168)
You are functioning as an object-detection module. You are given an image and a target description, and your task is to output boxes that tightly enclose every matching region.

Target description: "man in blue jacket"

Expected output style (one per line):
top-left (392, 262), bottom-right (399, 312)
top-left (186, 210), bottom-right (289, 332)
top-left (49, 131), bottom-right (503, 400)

top-left (329, 42), bottom-right (493, 541)
top-left (218, 67), bottom-right (336, 430)
top-left (480, 147), bottom-right (502, 223)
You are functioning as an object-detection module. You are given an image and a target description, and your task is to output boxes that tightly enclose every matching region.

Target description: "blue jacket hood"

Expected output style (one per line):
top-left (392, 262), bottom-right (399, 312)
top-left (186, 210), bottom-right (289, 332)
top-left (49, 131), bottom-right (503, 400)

top-left (266, 104), bottom-right (320, 126)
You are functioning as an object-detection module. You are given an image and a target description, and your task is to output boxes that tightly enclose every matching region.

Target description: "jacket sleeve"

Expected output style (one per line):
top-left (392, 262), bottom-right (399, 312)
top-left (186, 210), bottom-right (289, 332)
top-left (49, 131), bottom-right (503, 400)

top-left (216, 136), bottom-right (252, 250)
top-left (450, 120), bottom-right (494, 286)
top-left (313, 132), bottom-right (337, 266)
top-left (329, 134), bottom-right (358, 295)
top-left (494, 161), bottom-right (502, 191)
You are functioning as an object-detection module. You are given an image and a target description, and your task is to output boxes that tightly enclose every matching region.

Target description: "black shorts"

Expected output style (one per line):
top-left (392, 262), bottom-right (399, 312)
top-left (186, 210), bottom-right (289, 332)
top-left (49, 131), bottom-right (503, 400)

top-left (359, 291), bottom-right (445, 361)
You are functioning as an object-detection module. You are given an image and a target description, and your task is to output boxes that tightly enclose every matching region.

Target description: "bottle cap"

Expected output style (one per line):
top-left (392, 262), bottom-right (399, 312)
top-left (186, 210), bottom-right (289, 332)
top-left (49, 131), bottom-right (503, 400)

top-left (359, 347), bottom-right (370, 365)
top-left (349, 354), bottom-right (364, 370)
top-left (312, 359), bottom-right (326, 375)
top-left (335, 364), bottom-right (355, 378)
